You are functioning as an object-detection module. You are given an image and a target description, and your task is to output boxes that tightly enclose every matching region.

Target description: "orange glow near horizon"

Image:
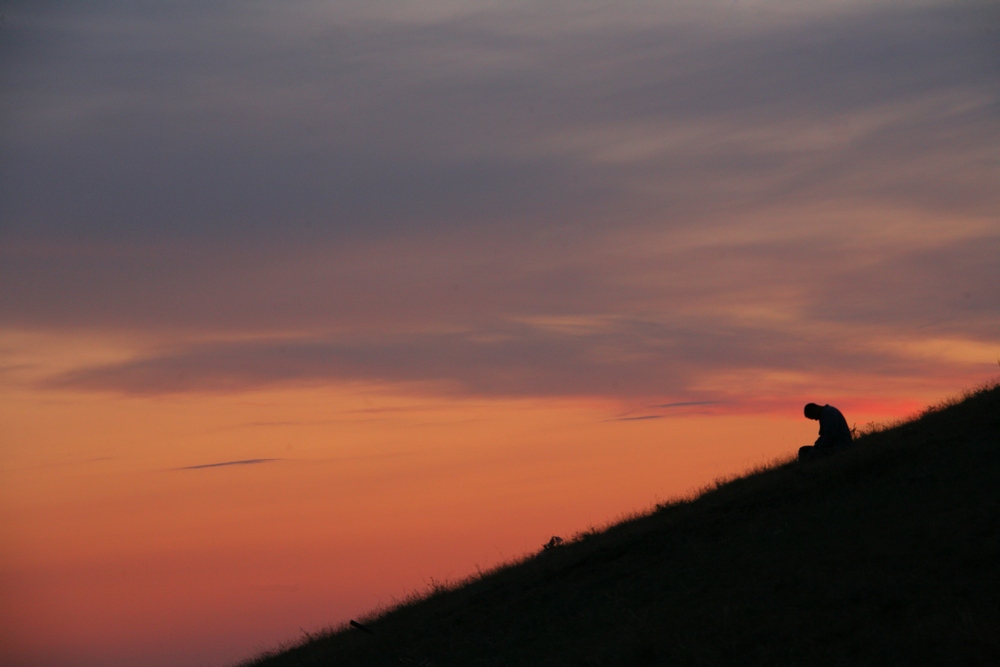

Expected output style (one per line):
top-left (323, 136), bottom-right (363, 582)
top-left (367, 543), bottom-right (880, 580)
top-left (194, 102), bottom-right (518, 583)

top-left (1, 373), bottom-right (981, 667)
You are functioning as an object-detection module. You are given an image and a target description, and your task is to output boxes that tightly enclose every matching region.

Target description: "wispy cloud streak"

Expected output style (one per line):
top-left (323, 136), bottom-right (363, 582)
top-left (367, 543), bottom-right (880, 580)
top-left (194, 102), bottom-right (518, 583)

top-left (653, 402), bottom-right (721, 409)
top-left (176, 459), bottom-right (280, 471)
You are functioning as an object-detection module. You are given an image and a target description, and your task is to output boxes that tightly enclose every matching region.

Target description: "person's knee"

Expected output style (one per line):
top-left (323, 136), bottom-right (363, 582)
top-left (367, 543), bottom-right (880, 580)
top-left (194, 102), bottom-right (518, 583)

top-left (798, 445), bottom-right (815, 461)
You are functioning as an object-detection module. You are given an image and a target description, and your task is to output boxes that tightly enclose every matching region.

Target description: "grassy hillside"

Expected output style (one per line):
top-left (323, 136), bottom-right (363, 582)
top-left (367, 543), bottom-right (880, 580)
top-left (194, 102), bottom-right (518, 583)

top-left (242, 383), bottom-right (1000, 666)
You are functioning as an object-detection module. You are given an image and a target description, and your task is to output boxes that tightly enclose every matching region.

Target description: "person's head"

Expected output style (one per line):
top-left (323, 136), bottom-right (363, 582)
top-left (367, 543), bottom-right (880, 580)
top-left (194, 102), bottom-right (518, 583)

top-left (804, 403), bottom-right (823, 420)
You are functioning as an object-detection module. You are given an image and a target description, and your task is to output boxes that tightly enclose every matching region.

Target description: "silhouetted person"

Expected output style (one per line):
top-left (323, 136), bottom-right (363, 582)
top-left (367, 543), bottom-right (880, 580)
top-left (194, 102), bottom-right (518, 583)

top-left (798, 403), bottom-right (852, 461)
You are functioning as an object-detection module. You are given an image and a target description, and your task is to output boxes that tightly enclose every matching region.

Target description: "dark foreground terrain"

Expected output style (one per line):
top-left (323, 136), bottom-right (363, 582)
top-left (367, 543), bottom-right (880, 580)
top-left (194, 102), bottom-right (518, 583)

top-left (243, 384), bottom-right (1000, 666)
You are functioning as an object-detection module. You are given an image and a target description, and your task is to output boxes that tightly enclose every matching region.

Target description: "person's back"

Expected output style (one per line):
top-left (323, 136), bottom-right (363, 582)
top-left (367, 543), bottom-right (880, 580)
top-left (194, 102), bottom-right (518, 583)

top-left (816, 404), bottom-right (852, 448)
top-left (799, 402), bottom-right (852, 460)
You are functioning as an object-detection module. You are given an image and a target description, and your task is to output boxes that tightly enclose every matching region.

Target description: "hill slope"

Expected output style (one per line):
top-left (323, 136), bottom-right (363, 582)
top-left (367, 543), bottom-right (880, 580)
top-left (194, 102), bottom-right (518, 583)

top-left (243, 384), bottom-right (1000, 666)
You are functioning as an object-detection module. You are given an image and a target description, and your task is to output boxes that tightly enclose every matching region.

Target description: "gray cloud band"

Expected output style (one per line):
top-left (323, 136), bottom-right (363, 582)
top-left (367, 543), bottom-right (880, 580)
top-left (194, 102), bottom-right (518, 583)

top-left (1, 1), bottom-right (997, 241)
top-left (40, 316), bottom-right (978, 398)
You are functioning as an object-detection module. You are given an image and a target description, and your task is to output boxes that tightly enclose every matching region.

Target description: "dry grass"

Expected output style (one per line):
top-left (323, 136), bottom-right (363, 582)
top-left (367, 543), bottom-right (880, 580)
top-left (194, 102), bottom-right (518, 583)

top-left (240, 380), bottom-right (1000, 667)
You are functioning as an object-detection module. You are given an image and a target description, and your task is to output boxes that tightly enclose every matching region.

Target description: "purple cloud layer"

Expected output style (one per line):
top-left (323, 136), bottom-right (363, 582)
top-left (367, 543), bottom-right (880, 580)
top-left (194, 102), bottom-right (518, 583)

top-left (2, 0), bottom-right (998, 399)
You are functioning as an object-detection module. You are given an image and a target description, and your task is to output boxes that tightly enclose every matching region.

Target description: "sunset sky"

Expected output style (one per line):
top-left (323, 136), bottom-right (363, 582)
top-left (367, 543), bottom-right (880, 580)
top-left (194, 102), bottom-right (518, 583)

top-left (1, 1), bottom-right (998, 665)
